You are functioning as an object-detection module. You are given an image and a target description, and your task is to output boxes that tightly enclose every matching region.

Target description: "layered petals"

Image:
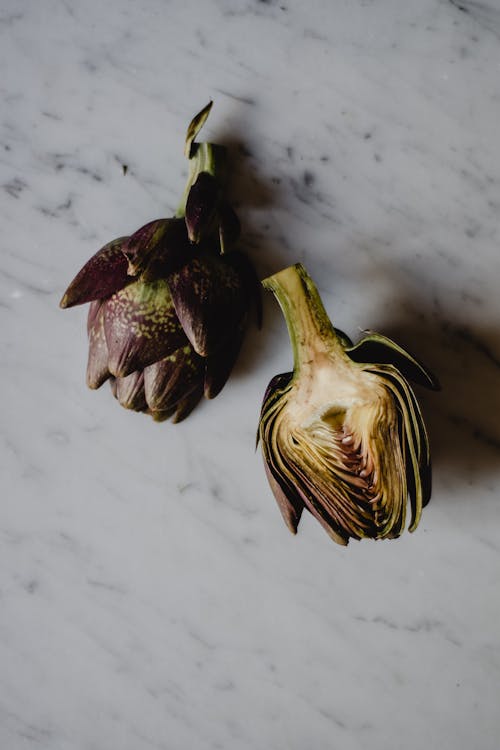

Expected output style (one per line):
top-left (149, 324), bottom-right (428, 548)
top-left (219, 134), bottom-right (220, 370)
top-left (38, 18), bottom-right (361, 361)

top-left (258, 264), bottom-right (438, 545)
top-left (167, 254), bottom-right (249, 357)
top-left (103, 279), bottom-right (188, 377)
top-left (143, 345), bottom-right (204, 412)
top-left (114, 371), bottom-right (148, 412)
top-left (123, 218), bottom-right (192, 278)
top-left (61, 102), bottom-right (260, 422)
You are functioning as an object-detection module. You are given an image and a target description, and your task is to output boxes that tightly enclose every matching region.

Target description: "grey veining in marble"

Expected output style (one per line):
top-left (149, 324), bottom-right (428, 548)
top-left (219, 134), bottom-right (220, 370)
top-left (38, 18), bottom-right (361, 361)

top-left (1, 1), bottom-right (500, 748)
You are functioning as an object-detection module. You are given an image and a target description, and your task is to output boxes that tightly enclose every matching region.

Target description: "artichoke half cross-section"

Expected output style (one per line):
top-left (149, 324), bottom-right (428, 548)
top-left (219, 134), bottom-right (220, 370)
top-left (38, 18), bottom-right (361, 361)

top-left (258, 264), bottom-right (439, 545)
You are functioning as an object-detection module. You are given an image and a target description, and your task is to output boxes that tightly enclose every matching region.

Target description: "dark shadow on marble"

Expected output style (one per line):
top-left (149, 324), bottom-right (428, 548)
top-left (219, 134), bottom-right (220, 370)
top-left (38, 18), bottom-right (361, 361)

top-left (209, 131), bottom-right (297, 389)
top-left (211, 132), bottom-right (296, 278)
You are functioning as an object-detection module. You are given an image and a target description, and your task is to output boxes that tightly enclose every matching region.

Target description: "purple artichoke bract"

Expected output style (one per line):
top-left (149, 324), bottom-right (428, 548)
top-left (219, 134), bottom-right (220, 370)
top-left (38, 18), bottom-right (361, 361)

top-left (61, 103), bottom-right (260, 422)
top-left (258, 264), bottom-right (439, 545)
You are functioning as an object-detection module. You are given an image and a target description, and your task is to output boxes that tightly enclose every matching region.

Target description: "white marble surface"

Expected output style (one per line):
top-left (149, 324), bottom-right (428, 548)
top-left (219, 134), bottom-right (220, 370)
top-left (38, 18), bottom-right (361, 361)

top-left (2, 1), bottom-right (500, 748)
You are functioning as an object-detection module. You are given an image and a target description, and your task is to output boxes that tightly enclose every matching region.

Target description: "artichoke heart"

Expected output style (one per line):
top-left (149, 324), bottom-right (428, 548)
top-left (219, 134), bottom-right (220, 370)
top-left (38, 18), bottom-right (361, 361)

top-left (258, 264), bottom-right (439, 545)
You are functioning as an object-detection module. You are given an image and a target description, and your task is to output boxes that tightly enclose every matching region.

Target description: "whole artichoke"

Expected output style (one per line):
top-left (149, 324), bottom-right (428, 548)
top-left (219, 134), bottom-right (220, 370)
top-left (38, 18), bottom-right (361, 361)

top-left (61, 103), bottom-right (260, 422)
top-left (258, 264), bottom-right (439, 545)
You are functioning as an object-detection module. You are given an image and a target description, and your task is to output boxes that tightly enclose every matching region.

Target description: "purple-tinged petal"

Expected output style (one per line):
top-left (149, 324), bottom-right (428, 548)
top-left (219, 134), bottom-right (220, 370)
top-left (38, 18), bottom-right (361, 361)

top-left (262, 457), bottom-right (303, 535)
top-left (103, 278), bottom-right (187, 378)
top-left (87, 299), bottom-right (102, 334)
top-left (185, 172), bottom-right (221, 243)
top-left (147, 382), bottom-right (204, 423)
top-left (143, 345), bottom-right (204, 411)
top-left (167, 255), bottom-right (247, 357)
top-left (114, 371), bottom-right (147, 412)
top-left (204, 320), bottom-right (246, 399)
top-left (148, 406), bottom-right (176, 422)
top-left (86, 301), bottom-right (110, 389)
top-left (172, 383), bottom-right (204, 423)
top-left (60, 237), bottom-right (130, 309)
top-left (123, 218), bottom-right (191, 278)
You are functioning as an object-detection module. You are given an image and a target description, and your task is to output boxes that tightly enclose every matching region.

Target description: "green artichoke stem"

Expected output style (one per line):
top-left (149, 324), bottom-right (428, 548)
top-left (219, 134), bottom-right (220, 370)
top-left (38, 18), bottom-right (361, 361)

top-left (176, 142), bottom-right (227, 218)
top-left (263, 264), bottom-right (343, 375)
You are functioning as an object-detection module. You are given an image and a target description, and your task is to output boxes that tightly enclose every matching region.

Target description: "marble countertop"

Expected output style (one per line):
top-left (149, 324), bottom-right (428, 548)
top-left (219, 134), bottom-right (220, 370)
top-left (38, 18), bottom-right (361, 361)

top-left (2, 1), bottom-right (500, 748)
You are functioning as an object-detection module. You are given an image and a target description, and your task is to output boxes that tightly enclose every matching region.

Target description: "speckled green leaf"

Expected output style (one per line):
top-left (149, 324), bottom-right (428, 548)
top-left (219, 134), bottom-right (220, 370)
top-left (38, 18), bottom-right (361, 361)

top-left (103, 278), bottom-right (187, 378)
top-left (167, 255), bottom-right (247, 357)
top-left (86, 301), bottom-right (110, 389)
top-left (123, 218), bottom-right (191, 278)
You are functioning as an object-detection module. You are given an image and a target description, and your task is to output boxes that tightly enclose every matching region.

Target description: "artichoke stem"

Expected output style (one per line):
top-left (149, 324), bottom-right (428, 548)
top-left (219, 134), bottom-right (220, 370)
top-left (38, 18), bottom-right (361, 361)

top-left (263, 264), bottom-right (341, 374)
top-left (176, 142), bottom-right (227, 218)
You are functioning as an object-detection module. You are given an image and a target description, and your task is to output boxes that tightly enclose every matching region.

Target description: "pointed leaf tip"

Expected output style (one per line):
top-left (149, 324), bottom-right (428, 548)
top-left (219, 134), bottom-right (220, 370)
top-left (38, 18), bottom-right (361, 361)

top-left (124, 218), bottom-right (191, 279)
top-left (184, 101), bottom-right (214, 158)
top-left (60, 237), bottom-right (130, 308)
top-left (346, 331), bottom-right (440, 391)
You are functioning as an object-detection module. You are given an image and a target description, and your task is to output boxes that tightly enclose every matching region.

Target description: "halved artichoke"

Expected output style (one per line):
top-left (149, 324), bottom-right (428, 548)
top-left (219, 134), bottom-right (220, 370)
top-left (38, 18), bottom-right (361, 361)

top-left (258, 264), bottom-right (439, 545)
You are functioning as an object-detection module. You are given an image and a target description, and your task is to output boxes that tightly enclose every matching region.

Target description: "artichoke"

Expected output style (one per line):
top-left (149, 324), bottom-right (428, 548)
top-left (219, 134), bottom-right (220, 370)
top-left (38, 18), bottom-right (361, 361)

top-left (258, 264), bottom-right (439, 545)
top-left (61, 103), bottom-right (260, 422)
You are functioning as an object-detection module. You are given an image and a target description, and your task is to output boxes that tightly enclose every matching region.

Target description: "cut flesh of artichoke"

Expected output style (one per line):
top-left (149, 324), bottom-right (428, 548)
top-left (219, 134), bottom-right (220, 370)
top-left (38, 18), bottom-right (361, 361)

top-left (259, 264), bottom-right (438, 545)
